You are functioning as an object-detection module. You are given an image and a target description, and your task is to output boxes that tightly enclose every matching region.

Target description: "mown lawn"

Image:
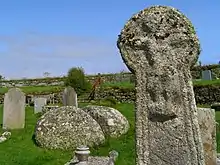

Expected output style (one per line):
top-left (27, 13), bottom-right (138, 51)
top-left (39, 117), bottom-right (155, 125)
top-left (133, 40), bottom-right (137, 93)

top-left (0, 86), bottom-right (64, 95)
top-left (0, 103), bottom-right (135, 165)
top-left (0, 102), bottom-right (220, 165)
top-left (193, 79), bottom-right (220, 86)
top-left (1, 79), bottom-right (220, 95)
top-left (101, 79), bottom-right (220, 88)
top-left (0, 105), bottom-right (72, 165)
top-left (100, 81), bottom-right (135, 89)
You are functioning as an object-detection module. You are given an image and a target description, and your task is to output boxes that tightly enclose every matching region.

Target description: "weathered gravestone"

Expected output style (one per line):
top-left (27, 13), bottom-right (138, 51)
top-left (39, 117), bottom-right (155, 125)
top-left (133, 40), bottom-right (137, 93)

top-left (197, 108), bottom-right (217, 165)
top-left (34, 97), bottom-right (47, 114)
top-left (202, 70), bottom-right (212, 80)
top-left (62, 86), bottom-right (78, 107)
top-left (117, 6), bottom-right (205, 165)
top-left (3, 88), bottom-right (25, 129)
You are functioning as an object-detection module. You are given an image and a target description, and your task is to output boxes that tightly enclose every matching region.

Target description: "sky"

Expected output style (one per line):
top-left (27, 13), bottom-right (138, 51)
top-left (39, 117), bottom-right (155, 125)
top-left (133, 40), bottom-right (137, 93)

top-left (0, 0), bottom-right (219, 79)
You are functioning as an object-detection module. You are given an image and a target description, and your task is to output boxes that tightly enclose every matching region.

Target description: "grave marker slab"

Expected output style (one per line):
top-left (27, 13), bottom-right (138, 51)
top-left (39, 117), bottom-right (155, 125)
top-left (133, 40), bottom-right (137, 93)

top-left (3, 88), bottom-right (25, 129)
top-left (62, 86), bottom-right (78, 107)
top-left (34, 98), bottom-right (47, 113)
top-left (197, 108), bottom-right (217, 165)
top-left (117, 6), bottom-right (205, 165)
top-left (202, 70), bottom-right (212, 80)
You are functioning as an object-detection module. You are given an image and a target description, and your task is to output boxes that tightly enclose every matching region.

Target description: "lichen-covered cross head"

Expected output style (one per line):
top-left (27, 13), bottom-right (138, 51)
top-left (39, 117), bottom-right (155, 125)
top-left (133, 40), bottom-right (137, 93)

top-left (117, 5), bottom-right (200, 73)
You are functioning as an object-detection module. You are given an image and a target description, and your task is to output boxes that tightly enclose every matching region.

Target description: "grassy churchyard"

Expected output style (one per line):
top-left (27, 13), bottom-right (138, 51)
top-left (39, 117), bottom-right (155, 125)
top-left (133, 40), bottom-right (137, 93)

top-left (0, 78), bottom-right (220, 94)
top-left (0, 103), bottom-right (135, 165)
top-left (0, 102), bottom-right (219, 165)
top-left (0, 80), bottom-right (220, 164)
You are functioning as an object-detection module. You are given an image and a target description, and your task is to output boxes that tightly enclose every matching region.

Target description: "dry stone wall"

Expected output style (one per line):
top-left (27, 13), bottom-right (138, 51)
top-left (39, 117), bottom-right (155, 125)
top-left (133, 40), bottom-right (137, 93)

top-left (0, 85), bottom-right (220, 105)
top-left (0, 69), bottom-right (214, 88)
top-left (95, 86), bottom-right (220, 105)
top-left (0, 77), bottom-right (65, 87)
top-left (0, 73), bottom-right (135, 87)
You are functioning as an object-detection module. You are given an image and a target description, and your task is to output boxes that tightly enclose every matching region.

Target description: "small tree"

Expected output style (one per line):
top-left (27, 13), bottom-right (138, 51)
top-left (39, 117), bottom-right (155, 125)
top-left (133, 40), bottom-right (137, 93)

top-left (64, 67), bottom-right (91, 95)
top-left (43, 72), bottom-right (50, 77)
top-left (0, 75), bottom-right (5, 80)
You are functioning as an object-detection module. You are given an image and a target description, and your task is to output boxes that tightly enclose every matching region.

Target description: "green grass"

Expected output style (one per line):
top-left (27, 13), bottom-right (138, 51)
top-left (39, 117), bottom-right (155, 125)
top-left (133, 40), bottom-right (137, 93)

top-left (193, 79), bottom-right (220, 86)
top-left (1, 102), bottom-right (220, 164)
top-left (88, 103), bottom-right (135, 165)
top-left (101, 81), bottom-right (135, 89)
top-left (0, 79), bottom-right (220, 95)
top-left (0, 103), bottom-right (135, 165)
top-left (0, 86), bottom-right (64, 95)
top-left (0, 105), bottom-right (72, 165)
top-left (101, 79), bottom-right (220, 88)
top-left (100, 79), bottom-right (220, 90)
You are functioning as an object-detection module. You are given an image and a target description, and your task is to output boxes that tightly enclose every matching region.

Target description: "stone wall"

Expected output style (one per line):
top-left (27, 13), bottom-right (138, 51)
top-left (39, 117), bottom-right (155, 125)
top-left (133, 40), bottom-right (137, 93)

top-left (194, 85), bottom-right (220, 105)
top-left (95, 87), bottom-right (135, 103)
top-left (0, 77), bottom-right (65, 87)
top-left (1, 67), bottom-right (216, 88)
top-left (0, 63), bottom-right (219, 87)
top-left (0, 85), bottom-right (219, 105)
top-left (0, 73), bottom-right (135, 87)
top-left (94, 86), bottom-right (220, 105)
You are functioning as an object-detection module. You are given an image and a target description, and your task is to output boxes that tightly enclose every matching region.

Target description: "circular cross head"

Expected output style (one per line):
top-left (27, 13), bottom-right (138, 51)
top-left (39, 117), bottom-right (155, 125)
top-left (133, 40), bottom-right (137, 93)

top-left (117, 6), bottom-right (200, 73)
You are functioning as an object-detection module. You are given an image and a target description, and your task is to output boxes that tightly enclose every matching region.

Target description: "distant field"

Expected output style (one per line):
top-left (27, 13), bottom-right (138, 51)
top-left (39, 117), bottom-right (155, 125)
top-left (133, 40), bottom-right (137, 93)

top-left (193, 79), bottom-right (220, 86)
top-left (0, 79), bottom-right (219, 95)
top-left (101, 79), bottom-right (220, 88)
top-left (100, 81), bottom-right (135, 89)
top-left (0, 86), bottom-right (64, 94)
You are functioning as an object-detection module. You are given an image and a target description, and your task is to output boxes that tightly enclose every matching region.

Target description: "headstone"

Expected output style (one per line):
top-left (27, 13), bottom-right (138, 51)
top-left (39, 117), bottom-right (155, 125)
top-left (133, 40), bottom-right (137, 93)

top-left (117, 6), bottom-right (205, 165)
top-left (197, 108), bottom-right (217, 165)
top-left (202, 70), bottom-right (212, 80)
top-left (34, 97), bottom-right (47, 113)
top-left (62, 86), bottom-right (78, 107)
top-left (3, 88), bottom-right (25, 129)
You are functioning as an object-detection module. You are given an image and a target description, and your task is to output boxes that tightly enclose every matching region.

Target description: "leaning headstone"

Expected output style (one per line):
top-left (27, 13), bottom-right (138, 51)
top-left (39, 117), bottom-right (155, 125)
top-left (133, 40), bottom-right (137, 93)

top-left (197, 108), bottom-right (217, 165)
top-left (3, 88), bottom-right (25, 129)
top-left (202, 70), bottom-right (212, 80)
top-left (117, 6), bottom-right (205, 165)
top-left (34, 98), bottom-right (47, 114)
top-left (62, 86), bottom-right (78, 107)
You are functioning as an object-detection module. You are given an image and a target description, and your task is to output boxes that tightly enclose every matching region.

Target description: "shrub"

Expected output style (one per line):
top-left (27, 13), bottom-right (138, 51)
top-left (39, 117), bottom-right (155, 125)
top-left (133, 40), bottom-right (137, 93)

top-left (64, 67), bottom-right (92, 95)
top-left (211, 103), bottom-right (220, 111)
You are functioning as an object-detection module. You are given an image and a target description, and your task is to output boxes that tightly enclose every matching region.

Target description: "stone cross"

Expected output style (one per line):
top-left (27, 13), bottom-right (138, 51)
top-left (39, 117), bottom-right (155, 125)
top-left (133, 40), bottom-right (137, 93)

top-left (117, 6), bottom-right (205, 165)
top-left (62, 86), bottom-right (78, 107)
top-left (3, 88), bottom-right (26, 129)
top-left (34, 97), bottom-right (47, 114)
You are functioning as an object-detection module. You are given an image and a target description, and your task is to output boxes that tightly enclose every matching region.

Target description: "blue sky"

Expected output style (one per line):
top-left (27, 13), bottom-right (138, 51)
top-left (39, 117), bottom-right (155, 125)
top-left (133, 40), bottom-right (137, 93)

top-left (0, 0), bottom-right (219, 79)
